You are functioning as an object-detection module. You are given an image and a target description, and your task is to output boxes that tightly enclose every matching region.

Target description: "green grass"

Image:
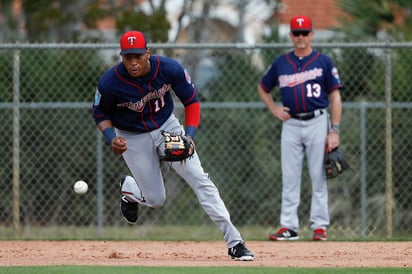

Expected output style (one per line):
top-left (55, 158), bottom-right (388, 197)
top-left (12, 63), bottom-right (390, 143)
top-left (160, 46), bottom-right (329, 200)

top-left (0, 266), bottom-right (410, 274)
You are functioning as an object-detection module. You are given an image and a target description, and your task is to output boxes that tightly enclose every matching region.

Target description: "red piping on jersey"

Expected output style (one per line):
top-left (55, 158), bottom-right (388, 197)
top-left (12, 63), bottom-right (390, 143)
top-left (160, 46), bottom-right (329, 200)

top-left (329, 84), bottom-right (343, 93)
top-left (91, 102), bottom-right (104, 119)
top-left (258, 80), bottom-right (271, 93)
top-left (114, 58), bottom-right (162, 131)
top-left (182, 85), bottom-right (198, 105)
top-left (286, 51), bottom-right (321, 113)
top-left (285, 54), bottom-right (300, 112)
top-left (114, 63), bottom-right (145, 94)
top-left (114, 64), bottom-right (150, 131)
top-left (301, 51), bottom-right (320, 113)
top-left (146, 56), bottom-right (161, 129)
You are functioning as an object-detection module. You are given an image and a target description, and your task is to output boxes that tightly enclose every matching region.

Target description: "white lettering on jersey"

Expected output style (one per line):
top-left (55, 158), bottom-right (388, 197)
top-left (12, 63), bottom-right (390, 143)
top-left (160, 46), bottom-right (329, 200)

top-left (279, 68), bottom-right (323, 88)
top-left (116, 84), bottom-right (171, 112)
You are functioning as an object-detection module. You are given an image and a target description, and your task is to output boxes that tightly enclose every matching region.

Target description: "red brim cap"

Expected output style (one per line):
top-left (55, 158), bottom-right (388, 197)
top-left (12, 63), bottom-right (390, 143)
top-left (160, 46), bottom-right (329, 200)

top-left (119, 31), bottom-right (148, 55)
top-left (290, 15), bottom-right (312, 32)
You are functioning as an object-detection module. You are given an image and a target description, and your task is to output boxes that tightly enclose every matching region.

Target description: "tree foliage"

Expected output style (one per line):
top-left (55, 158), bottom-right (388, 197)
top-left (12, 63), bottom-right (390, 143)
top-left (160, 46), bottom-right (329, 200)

top-left (336, 0), bottom-right (412, 41)
top-left (22, 0), bottom-right (79, 42)
top-left (2, 0), bottom-right (171, 43)
top-left (333, 0), bottom-right (412, 101)
top-left (116, 9), bottom-right (170, 42)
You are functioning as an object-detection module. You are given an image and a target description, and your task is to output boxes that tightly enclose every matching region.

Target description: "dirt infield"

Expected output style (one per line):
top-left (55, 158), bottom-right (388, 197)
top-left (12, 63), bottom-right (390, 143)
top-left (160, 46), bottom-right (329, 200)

top-left (0, 241), bottom-right (410, 268)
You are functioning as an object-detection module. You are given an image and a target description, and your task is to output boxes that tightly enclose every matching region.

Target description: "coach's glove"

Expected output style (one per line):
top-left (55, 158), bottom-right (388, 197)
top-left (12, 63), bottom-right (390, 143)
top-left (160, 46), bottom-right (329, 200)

top-left (324, 147), bottom-right (350, 179)
top-left (160, 131), bottom-right (195, 162)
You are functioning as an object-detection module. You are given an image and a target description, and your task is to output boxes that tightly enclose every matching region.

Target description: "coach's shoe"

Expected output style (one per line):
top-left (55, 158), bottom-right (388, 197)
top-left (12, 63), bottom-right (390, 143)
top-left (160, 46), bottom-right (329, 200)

top-left (119, 176), bottom-right (139, 224)
top-left (228, 242), bottom-right (254, 261)
top-left (269, 227), bottom-right (299, 241)
top-left (312, 228), bottom-right (328, 241)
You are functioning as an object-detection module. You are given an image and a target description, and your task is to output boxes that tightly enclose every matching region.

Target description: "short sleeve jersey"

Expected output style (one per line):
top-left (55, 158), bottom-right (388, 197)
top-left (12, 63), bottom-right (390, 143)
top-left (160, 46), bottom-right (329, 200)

top-left (92, 55), bottom-right (198, 132)
top-left (259, 50), bottom-right (342, 114)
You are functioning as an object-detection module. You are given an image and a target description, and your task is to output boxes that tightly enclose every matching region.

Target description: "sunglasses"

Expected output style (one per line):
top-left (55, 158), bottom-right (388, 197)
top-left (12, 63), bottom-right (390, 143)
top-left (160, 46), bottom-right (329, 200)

top-left (292, 31), bottom-right (310, 37)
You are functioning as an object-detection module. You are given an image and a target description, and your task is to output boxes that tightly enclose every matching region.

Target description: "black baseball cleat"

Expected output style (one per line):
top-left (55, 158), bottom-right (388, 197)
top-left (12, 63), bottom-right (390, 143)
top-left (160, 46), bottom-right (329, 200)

top-left (120, 196), bottom-right (138, 224)
top-left (119, 176), bottom-right (139, 224)
top-left (268, 227), bottom-right (299, 241)
top-left (228, 242), bottom-right (254, 261)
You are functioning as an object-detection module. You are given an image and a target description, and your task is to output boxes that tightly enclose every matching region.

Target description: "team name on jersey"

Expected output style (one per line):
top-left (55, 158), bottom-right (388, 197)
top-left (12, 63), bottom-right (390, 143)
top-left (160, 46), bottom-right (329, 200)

top-left (279, 68), bottom-right (323, 88)
top-left (117, 83), bottom-right (171, 112)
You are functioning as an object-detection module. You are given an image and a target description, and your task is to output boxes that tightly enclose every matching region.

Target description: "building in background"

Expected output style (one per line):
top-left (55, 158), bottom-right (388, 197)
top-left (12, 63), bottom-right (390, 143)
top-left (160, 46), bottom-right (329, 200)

top-left (277, 0), bottom-right (345, 37)
top-left (166, 0), bottom-right (345, 44)
top-left (3, 0), bottom-right (345, 43)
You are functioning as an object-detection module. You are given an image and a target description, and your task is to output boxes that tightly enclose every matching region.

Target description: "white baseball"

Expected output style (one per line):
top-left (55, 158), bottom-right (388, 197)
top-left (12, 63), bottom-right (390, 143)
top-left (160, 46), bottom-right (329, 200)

top-left (73, 180), bottom-right (88, 194)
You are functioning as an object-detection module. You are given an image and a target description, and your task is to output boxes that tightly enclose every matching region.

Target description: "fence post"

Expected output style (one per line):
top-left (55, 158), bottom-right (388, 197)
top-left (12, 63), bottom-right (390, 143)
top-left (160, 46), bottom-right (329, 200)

top-left (384, 47), bottom-right (393, 239)
top-left (12, 50), bottom-right (21, 239)
top-left (96, 130), bottom-right (104, 237)
top-left (360, 101), bottom-right (367, 238)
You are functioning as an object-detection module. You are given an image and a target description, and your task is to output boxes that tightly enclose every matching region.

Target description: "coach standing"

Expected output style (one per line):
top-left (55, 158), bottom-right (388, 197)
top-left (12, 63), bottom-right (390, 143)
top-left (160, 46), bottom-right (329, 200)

top-left (257, 15), bottom-right (343, 241)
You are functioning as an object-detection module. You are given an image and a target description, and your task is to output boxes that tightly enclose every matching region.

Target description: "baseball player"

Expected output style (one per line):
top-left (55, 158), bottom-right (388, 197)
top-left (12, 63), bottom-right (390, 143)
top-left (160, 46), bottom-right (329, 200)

top-left (257, 15), bottom-right (343, 241)
top-left (92, 30), bottom-right (253, 260)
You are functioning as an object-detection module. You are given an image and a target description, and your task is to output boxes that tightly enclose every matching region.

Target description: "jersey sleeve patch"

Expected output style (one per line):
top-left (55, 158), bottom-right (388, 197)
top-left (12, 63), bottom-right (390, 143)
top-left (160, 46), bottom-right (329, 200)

top-left (332, 67), bottom-right (340, 81)
top-left (184, 68), bottom-right (192, 84)
top-left (93, 88), bottom-right (101, 106)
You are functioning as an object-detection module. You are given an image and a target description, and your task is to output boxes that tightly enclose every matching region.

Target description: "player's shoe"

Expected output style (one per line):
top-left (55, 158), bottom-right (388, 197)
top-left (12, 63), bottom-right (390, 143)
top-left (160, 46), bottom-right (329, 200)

top-left (228, 242), bottom-right (254, 261)
top-left (119, 176), bottom-right (139, 224)
top-left (268, 227), bottom-right (299, 241)
top-left (312, 228), bottom-right (328, 241)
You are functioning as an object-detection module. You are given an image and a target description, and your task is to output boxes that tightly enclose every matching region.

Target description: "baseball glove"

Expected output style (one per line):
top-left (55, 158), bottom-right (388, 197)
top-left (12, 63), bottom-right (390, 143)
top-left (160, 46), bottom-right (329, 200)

top-left (159, 131), bottom-right (194, 162)
top-left (324, 147), bottom-right (351, 179)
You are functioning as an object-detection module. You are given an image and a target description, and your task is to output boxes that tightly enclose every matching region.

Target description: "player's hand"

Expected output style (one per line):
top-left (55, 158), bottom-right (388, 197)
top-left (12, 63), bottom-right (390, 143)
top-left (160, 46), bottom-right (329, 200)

top-left (326, 132), bottom-right (340, 153)
top-left (111, 137), bottom-right (127, 155)
top-left (274, 106), bottom-right (291, 121)
top-left (188, 137), bottom-right (196, 155)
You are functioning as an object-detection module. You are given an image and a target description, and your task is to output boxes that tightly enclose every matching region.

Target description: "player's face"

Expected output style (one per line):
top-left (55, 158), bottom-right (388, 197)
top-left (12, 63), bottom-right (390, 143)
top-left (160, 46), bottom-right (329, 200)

top-left (290, 31), bottom-right (313, 50)
top-left (122, 51), bottom-right (150, 78)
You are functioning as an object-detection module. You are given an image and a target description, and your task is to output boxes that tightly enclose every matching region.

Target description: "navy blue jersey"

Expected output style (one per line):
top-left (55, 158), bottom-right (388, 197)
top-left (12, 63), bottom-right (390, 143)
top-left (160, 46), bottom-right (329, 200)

top-left (259, 50), bottom-right (343, 113)
top-left (92, 55), bottom-right (198, 132)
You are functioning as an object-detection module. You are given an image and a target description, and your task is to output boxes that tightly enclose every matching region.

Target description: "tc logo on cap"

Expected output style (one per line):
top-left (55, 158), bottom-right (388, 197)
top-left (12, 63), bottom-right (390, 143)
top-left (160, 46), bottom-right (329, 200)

top-left (290, 15), bottom-right (312, 32)
top-left (296, 18), bottom-right (305, 26)
top-left (119, 31), bottom-right (148, 55)
top-left (127, 36), bottom-right (137, 45)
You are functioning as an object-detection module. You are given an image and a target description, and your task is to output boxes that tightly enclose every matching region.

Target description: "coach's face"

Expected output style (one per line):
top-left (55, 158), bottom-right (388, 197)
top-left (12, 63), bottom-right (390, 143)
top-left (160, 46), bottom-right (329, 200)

top-left (290, 31), bottom-right (313, 50)
top-left (122, 50), bottom-right (151, 78)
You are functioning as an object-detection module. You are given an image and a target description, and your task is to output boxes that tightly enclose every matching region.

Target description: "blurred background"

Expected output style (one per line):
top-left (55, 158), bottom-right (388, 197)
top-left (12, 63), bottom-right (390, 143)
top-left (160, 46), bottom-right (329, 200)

top-left (0, 0), bottom-right (411, 241)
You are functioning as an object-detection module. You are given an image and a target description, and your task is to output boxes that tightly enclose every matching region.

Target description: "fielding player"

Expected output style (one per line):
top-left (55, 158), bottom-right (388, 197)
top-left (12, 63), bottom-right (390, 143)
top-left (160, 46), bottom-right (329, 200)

top-left (92, 30), bottom-right (253, 261)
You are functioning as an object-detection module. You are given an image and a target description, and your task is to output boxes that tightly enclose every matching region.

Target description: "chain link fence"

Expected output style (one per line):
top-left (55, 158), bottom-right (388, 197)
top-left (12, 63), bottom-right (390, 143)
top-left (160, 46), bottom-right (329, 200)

top-left (0, 42), bottom-right (411, 240)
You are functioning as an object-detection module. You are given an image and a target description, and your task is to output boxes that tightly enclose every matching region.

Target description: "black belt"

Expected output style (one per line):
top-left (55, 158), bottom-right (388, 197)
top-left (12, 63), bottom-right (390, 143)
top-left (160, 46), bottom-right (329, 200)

top-left (290, 110), bottom-right (324, 121)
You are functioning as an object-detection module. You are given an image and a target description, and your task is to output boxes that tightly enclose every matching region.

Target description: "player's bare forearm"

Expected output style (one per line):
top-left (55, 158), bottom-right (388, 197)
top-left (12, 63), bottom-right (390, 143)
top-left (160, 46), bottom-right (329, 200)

top-left (97, 120), bottom-right (113, 132)
top-left (97, 120), bottom-right (128, 155)
top-left (328, 89), bottom-right (342, 126)
top-left (258, 84), bottom-right (290, 121)
top-left (327, 89), bottom-right (342, 152)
